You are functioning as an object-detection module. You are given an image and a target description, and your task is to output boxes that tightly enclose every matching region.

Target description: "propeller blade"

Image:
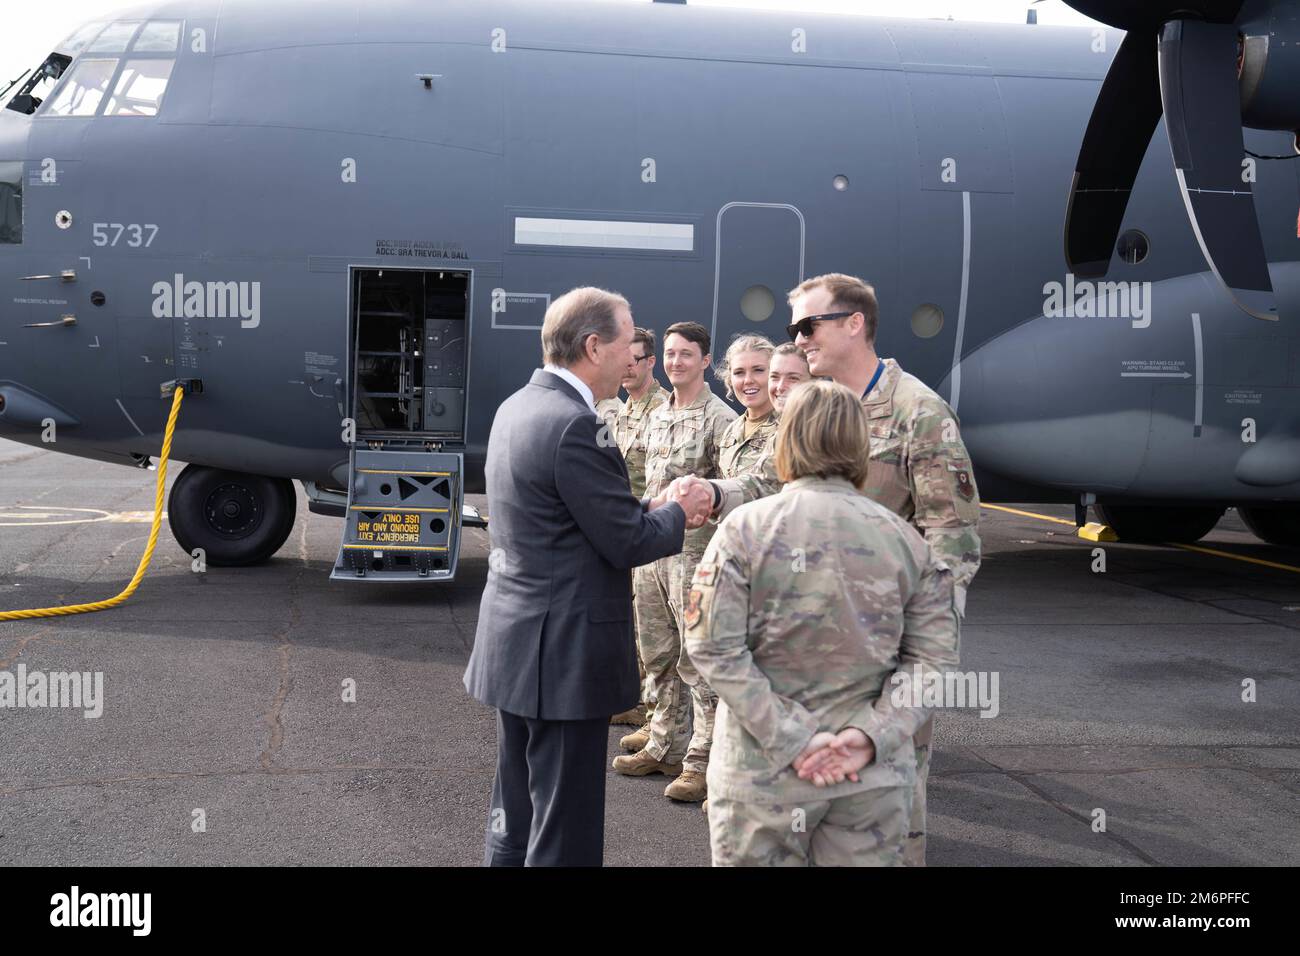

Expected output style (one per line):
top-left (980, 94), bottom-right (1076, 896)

top-left (1065, 30), bottom-right (1163, 278)
top-left (1159, 19), bottom-right (1278, 320)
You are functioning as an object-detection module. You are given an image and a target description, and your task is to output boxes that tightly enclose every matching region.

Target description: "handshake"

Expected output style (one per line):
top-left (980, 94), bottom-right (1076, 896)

top-left (652, 475), bottom-right (717, 530)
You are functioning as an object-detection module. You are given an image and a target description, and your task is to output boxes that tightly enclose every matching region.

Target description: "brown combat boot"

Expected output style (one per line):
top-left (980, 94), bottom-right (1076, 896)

top-left (664, 770), bottom-right (707, 802)
top-left (612, 749), bottom-right (683, 777)
top-left (619, 723), bottom-right (651, 752)
top-left (609, 706), bottom-right (646, 727)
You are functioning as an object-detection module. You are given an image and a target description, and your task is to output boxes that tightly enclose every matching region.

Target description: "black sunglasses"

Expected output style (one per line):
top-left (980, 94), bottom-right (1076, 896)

top-left (631, 353), bottom-right (652, 364)
top-left (786, 312), bottom-right (854, 342)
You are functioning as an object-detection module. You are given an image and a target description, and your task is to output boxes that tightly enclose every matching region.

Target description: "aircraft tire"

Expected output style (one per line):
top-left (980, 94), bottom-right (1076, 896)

top-left (169, 465), bottom-right (297, 567)
top-left (1237, 507), bottom-right (1300, 547)
top-left (1093, 504), bottom-right (1224, 544)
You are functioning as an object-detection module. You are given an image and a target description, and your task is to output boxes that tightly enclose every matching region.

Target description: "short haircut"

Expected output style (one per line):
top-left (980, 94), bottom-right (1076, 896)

top-left (774, 379), bottom-right (871, 488)
top-left (541, 287), bottom-right (629, 367)
top-left (631, 326), bottom-right (657, 356)
top-left (663, 321), bottom-right (711, 358)
top-left (788, 273), bottom-right (879, 346)
top-left (716, 333), bottom-right (775, 400)
top-left (771, 341), bottom-right (811, 370)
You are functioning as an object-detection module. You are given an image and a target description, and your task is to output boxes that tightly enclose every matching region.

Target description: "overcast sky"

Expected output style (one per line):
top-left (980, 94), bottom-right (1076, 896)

top-left (2, 0), bottom-right (1098, 85)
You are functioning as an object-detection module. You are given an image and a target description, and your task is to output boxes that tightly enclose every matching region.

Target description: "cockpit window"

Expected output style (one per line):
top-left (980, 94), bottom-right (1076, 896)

top-left (132, 21), bottom-right (181, 54)
top-left (3, 53), bottom-right (72, 115)
top-left (58, 21), bottom-right (108, 55)
top-left (0, 162), bottom-right (21, 245)
top-left (87, 21), bottom-right (142, 54)
top-left (105, 60), bottom-right (175, 117)
top-left (44, 58), bottom-right (118, 117)
top-left (34, 20), bottom-right (181, 119)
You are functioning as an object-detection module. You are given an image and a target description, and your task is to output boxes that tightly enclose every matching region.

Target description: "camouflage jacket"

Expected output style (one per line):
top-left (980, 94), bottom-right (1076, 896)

top-left (596, 397), bottom-right (623, 436)
top-left (643, 386), bottom-right (737, 553)
top-left (613, 384), bottom-right (668, 499)
top-left (861, 359), bottom-right (981, 608)
top-left (683, 476), bottom-right (960, 803)
top-left (712, 411), bottom-right (781, 520)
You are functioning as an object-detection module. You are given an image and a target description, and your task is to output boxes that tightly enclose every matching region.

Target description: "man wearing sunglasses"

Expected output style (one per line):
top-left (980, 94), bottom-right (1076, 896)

top-left (609, 327), bottom-right (671, 733)
top-left (788, 272), bottom-right (982, 868)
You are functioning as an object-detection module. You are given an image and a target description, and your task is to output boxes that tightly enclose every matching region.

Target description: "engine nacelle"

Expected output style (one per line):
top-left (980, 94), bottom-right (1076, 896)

top-left (1239, 12), bottom-right (1300, 135)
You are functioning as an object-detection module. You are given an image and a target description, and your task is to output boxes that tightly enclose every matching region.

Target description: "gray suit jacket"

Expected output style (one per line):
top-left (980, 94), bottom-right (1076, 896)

top-left (464, 369), bottom-right (687, 720)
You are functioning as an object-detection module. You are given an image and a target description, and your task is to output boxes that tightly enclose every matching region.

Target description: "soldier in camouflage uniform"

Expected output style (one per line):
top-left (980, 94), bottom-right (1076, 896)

top-left (612, 322), bottom-right (736, 802)
top-left (614, 328), bottom-right (669, 500)
top-left (789, 272), bottom-right (981, 866)
top-left (610, 328), bottom-right (670, 736)
top-left (685, 381), bottom-right (960, 866)
top-left (707, 336), bottom-right (785, 518)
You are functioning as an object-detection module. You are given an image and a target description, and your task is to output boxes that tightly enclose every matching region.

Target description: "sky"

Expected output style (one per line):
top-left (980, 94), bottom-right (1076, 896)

top-left (1, 0), bottom-right (1099, 86)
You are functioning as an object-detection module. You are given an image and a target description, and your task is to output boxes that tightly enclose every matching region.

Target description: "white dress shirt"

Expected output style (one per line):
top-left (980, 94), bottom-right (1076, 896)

top-left (543, 364), bottom-right (598, 417)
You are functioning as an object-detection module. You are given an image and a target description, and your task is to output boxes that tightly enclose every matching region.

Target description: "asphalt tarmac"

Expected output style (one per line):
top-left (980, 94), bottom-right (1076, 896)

top-left (1, 440), bottom-right (1297, 866)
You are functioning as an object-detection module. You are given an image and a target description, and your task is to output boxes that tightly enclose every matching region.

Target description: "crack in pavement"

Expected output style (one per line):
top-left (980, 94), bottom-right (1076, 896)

top-left (257, 517), bottom-right (309, 772)
top-left (968, 750), bottom-right (1164, 865)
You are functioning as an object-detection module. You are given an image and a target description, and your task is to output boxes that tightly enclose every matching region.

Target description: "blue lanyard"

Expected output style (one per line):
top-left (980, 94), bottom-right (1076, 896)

top-left (862, 361), bottom-right (884, 401)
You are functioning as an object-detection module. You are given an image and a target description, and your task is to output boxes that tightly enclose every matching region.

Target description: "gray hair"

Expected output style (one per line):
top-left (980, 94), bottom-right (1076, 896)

top-left (541, 287), bottom-right (629, 367)
top-left (715, 333), bottom-right (776, 400)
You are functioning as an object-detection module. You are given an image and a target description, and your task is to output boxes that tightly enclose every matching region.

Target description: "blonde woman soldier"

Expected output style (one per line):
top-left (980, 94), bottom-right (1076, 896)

top-left (688, 341), bottom-right (812, 524)
top-left (714, 334), bottom-right (781, 499)
top-left (682, 380), bottom-right (960, 866)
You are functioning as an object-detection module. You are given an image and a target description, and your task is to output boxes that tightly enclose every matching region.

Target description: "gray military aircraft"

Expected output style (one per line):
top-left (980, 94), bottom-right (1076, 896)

top-left (1, 0), bottom-right (1298, 583)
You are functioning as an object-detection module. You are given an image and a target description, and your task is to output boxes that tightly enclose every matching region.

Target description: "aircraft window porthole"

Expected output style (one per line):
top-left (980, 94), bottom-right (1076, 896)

top-left (833, 175), bottom-right (850, 191)
top-left (740, 285), bottom-right (776, 324)
top-left (1117, 229), bottom-right (1150, 265)
top-left (911, 303), bottom-right (945, 339)
top-left (91, 291), bottom-right (107, 307)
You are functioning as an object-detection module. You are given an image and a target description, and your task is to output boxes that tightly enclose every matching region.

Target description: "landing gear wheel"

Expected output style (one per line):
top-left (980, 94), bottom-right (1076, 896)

top-left (1093, 504), bottom-right (1224, 544)
top-left (169, 465), bottom-right (296, 566)
top-left (1238, 507), bottom-right (1300, 546)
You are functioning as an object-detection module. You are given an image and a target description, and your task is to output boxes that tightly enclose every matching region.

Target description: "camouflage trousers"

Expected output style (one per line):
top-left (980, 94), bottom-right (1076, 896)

top-left (707, 787), bottom-right (912, 867)
top-left (632, 598), bottom-right (654, 715)
top-left (904, 716), bottom-right (933, 867)
top-left (634, 551), bottom-right (717, 772)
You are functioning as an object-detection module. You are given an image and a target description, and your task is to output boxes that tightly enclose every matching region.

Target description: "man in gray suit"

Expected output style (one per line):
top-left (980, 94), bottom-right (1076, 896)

top-left (464, 287), bottom-right (713, 867)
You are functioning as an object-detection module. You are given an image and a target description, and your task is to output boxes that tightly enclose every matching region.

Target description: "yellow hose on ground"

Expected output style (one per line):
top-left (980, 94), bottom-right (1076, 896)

top-left (0, 386), bottom-right (185, 621)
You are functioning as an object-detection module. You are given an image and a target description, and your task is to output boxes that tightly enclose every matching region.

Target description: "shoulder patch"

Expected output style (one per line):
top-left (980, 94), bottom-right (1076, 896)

top-left (684, 589), bottom-right (704, 631)
top-left (951, 464), bottom-right (976, 501)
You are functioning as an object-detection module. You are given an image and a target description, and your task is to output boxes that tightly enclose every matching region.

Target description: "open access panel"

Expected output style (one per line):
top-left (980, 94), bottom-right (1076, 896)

top-left (332, 267), bottom-right (472, 582)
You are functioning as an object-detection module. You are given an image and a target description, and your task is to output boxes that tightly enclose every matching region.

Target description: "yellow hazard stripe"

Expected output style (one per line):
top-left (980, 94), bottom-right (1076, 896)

top-left (980, 503), bottom-right (1076, 526)
top-left (342, 545), bottom-right (449, 552)
top-left (356, 470), bottom-right (451, 477)
top-left (1170, 543), bottom-right (1300, 575)
top-left (349, 506), bottom-right (449, 513)
top-left (982, 503), bottom-right (1300, 575)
